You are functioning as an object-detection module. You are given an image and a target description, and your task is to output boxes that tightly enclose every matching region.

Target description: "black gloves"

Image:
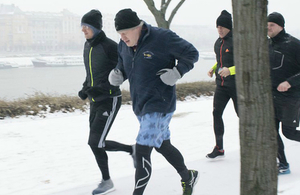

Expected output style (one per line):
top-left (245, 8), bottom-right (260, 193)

top-left (78, 89), bottom-right (88, 100)
top-left (78, 86), bottom-right (90, 100)
top-left (78, 86), bottom-right (111, 100)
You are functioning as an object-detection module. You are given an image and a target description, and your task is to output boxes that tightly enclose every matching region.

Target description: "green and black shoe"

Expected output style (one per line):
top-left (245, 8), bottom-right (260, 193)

top-left (181, 170), bottom-right (199, 195)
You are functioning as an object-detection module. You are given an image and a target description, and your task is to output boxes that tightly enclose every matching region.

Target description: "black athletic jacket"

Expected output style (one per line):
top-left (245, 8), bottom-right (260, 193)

top-left (269, 29), bottom-right (300, 98)
top-left (214, 31), bottom-right (235, 88)
top-left (81, 31), bottom-right (121, 102)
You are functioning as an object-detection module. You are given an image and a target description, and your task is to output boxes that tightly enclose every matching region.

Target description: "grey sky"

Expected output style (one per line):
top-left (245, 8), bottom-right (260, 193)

top-left (1, 0), bottom-right (299, 32)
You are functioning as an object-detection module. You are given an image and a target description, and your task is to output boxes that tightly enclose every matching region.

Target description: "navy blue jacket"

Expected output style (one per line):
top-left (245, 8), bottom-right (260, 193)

top-left (116, 22), bottom-right (199, 116)
top-left (269, 29), bottom-right (300, 98)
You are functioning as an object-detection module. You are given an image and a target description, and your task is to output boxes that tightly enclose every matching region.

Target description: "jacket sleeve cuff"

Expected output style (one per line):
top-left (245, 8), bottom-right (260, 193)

top-left (229, 66), bottom-right (236, 75)
top-left (212, 62), bottom-right (217, 73)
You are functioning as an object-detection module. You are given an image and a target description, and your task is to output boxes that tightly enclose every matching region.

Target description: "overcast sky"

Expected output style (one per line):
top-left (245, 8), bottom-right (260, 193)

top-left (1, 0), bottom-right (299, 32)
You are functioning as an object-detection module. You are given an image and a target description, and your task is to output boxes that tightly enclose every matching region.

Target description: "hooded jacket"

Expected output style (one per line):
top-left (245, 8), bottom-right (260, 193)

top-left (116, 22), bottom-right (199, 116)
top-left (214, 31), bottom-right (235, 87)
top-left (81, 31), bottom-right (121, 102)
top-left (269, 29), bottom-right (300, 98)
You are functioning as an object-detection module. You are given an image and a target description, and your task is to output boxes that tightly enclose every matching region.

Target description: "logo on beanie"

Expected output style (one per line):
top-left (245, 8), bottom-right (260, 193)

top-left (143, 51), bottom-right (154, 59)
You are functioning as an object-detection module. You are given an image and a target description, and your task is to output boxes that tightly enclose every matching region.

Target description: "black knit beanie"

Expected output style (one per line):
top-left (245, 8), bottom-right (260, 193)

top-left (81, 9), bottom-right (102, 30)
top-left (115, 8), bottom-right (141, 31)
top-left (268, 12), bottom-right (285, 28)
top-left (216, 10), bottom-right (232, 30)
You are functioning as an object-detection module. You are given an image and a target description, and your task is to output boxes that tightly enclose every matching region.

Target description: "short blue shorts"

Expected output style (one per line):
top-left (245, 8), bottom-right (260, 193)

top-left (136, 112), bottom-right (173, 148)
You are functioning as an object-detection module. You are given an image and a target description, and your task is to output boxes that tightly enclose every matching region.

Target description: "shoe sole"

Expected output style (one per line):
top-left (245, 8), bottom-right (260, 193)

top-left (93, 187), bottom-right (115, 195)
top-left (206, 155), bottom-right (225, 159)
top-left (278, 170), bottom-right (291, 175)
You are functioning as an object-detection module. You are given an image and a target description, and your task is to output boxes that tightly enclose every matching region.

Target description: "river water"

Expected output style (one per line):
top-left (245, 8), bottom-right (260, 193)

top-left (0, 56), bottom-right (215, 100)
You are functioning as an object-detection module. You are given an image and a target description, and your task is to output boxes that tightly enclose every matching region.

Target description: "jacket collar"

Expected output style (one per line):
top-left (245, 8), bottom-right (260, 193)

top-left (222, 30), bottom-right (232, 40)
top-left (87, 31), bottom-right (106, 47)
top-left (135, 22), bottom-right (149, 47)
top-left (271, 29), bottom-right (286, 43)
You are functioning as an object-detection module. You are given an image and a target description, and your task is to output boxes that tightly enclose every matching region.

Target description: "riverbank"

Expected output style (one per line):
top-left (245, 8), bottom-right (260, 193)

top-left (0, 81), bottom-right (215, 119)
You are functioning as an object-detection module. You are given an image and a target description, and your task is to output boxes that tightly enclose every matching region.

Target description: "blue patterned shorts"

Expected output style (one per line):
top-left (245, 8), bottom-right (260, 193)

top-left (136, 112), bottom-right (173, 148)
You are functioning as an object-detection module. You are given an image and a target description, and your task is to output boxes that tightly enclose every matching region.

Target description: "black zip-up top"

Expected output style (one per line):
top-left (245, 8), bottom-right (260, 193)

top-left (82, 31), bottom-right (121, 102)
top-left (214, 31), bottom-right (235, 87)
top-left (269, 29), bottom-right (300, 98)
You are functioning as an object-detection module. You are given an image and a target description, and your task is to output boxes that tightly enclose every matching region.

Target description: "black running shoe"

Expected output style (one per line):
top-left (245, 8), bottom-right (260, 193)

top-left (206, 146), bottom-right (224, 159)
top-left (181, 170), bottom-right (199, 195)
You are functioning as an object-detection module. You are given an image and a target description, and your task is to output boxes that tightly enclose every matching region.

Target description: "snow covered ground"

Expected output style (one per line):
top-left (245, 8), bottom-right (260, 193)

top-left (1, 97), bottom-right (300, 195)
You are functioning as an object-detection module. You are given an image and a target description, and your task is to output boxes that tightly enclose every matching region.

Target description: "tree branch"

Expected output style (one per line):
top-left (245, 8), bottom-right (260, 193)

top-left (168, 0), bottom-right (185, 24)
top-left (161, 0), bottom-right (172, 14)
top-left (143, 0), bottom-right (160, 16)
top-left (143, 0), bottom-right (185, 29)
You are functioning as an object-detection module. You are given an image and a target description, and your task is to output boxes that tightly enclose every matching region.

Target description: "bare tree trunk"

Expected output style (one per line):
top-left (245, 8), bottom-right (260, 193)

top-left (143, 0), bottom-right (185, 29)
top-left (231, 0), bottom-right (278, 194)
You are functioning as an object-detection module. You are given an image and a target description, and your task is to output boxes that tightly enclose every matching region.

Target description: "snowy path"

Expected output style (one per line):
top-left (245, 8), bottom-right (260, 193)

top-left (1, 97), bottom-right (300, 195)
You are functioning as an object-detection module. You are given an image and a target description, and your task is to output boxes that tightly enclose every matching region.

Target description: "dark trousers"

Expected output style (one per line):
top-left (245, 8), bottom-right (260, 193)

top-left (133, 140), bottom-right (189, 195)
top-left (276, 121), bottom-right (300, 165)
top-left (213, 85), bottom-right (238, 149)
top-left (88, 96), bottom-right (132, 180)
top-left (91, 141), bottom-right (132, 180)
top-left (88, 96), bottom-right (121, 147)
top-left (274, 95), bottom-right (300, 165)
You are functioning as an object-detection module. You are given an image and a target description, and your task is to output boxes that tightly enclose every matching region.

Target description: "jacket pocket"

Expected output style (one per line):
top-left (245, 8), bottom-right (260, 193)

top-left (271, 50), bottom-right (284, 70)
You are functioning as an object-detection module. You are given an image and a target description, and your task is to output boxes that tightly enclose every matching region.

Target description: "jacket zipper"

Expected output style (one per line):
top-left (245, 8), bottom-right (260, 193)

top-left (89, 47), bottom-right (95, 102)
top-left (220, 39), bottom-right (224, 86)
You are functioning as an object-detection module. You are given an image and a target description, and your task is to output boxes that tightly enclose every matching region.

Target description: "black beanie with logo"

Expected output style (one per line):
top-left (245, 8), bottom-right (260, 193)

top-left (81, 9), bottom-right (103, 30)
top-left (216, 10), bottom-right (232, 30)
top-left (268, 12), bottom-right (285, 28)
top-left (115, 8), bottom-right (141, 31)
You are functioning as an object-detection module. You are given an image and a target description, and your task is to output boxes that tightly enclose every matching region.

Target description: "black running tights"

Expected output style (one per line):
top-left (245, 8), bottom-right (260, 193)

top-left (133, 140), bottom-right (188, 195)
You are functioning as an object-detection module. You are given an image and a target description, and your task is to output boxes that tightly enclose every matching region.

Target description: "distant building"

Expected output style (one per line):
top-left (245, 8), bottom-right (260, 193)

top-left (0, 4), bottom-right (83, 53)
top-left (102, 13), bottom-right (120, 43)
top-left (0, 4), bottom-right (156, 54)
top-left (0, 4), bottom-right (214, 54)
top-left (0, 4), bottom-right (29, 52)
top-left (25, 9), bottom-right (83, 52)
